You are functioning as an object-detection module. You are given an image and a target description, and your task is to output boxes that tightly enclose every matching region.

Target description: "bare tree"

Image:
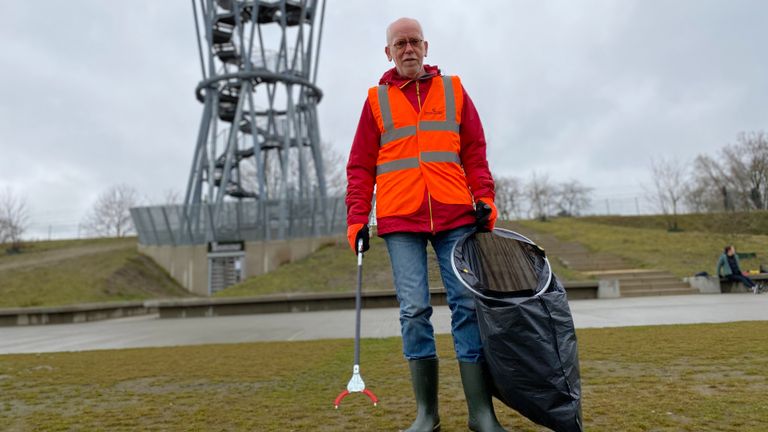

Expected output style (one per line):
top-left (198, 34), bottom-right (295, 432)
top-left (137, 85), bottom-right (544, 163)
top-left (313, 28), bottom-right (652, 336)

top-left (525, 172), bottom-right (556, 221)
top-left (689, 132), bottom-right (768, 212)
top-left (142, 189), bottom-right (182, 206)
top-left (721, 131), bottom-right (768, 210)
top-left (555, 179), bottom-right (593, 216)
top-left (161, 189), bottom-right (182, 205)
top-left (82, 184), bottom-right (139, 238)
top-left (238, 142), bottom-right (346, 200)
top-left (647, 157), bottom-right (688, 230)
top-left (0, 187), bottom-right (29, 248)
top-left (687, 154), bottom-right (731, 212)
top-left (683, 180), bottom-right (714, 213)
top-left (319, 141), bottom-right (348, 197)
top-left (493, 174), bottom-right (523, 220)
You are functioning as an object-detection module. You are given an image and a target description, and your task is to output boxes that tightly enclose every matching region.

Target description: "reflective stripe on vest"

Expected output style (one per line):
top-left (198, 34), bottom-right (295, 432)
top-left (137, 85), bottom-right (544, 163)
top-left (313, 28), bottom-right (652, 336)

top-left (378, 75), bottom-right (459, 147)
top-left (376, 151), bottom-right (460, 176)
top-left (421, 151), bottom-right (460, 164)
top-left (376, 157), bottom-right (419, 175)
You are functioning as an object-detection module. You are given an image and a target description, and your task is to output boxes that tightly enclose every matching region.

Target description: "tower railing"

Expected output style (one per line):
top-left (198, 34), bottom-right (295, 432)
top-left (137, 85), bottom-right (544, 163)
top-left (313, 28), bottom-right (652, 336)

top-left (131, 196), bottom-right (345, 246)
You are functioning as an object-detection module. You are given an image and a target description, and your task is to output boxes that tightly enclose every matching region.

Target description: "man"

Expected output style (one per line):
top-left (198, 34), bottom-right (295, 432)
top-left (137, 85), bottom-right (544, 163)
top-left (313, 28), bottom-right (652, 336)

top-left (717, 245), bottom-right (759, 294)
top-left (345, 17), bottom-right (506, 432)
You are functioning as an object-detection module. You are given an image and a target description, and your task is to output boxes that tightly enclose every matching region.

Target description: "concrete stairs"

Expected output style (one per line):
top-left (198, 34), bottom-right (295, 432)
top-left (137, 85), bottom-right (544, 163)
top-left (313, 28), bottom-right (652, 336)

top-left (583, 269), bottom-right (697, 297)
top-left (505, 222), bottom-right (698, 298)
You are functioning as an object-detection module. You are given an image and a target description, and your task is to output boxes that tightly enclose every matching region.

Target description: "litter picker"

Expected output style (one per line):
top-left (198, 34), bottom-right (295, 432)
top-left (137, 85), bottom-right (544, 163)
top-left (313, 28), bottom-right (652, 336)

top-left (334, 239), bottom-right (379, 409)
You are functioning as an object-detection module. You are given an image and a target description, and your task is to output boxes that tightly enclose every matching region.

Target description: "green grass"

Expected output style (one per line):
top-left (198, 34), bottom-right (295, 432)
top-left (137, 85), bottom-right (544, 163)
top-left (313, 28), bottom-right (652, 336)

top-left (5, 212), bottom-right (766, 306)
top-left (1, 237), bottom-right (136, 257)
top-left (515, 217), bottom-right (768, 278)
top-left (581, 211), bottom-right (768, 236)
top-left (1, 232), bottom-right (577, 307)
top-left (0, 238), bottom-right (190, 308)
top-left (216, 233), bottom-right (591, 299)
top-left (0, 321), bottom-right (766, 431)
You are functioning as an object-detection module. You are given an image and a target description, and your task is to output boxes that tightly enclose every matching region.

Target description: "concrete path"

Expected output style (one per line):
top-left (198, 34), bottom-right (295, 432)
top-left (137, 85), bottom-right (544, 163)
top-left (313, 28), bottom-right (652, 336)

top-left (1, 294), bottom-right (766, 355)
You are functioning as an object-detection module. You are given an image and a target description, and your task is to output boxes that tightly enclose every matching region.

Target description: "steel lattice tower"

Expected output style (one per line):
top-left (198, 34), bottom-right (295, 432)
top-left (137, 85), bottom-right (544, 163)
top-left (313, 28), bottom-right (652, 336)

top-left (184, 0), bottom-right (328, 241)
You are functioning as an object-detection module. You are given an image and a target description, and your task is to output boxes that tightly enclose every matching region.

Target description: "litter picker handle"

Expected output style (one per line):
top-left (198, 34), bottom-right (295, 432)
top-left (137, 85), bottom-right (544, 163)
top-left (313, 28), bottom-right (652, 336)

top-left (334, 240), bottom-right (378, 410)
top-left (354, 239), bottom-right (364, 366)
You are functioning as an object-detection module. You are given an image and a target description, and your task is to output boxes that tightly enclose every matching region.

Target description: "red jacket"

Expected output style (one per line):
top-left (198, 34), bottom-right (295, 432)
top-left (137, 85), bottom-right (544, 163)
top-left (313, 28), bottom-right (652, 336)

top-left (346, 64), bottom-right (495, 236)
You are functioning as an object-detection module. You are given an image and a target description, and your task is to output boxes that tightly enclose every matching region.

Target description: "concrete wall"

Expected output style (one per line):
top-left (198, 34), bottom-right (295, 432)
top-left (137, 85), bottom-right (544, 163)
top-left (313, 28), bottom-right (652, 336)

top-left (243, 235), bottom-right (337, 277)
top-left (0, 301), bottom-right (153, 326)
top-left (139, 243), bottom-right (209, 295)
top-left (139, 236), bottom-right (339, 296)
top-left (685, 276), bottom-right (721, 294)
top-left (597, 278), bottom-right (621, 298)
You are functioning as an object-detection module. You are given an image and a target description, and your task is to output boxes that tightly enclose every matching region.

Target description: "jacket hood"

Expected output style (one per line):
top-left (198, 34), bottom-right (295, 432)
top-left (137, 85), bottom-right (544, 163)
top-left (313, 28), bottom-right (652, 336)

top-left (378, 64), bottom-right (441, 87)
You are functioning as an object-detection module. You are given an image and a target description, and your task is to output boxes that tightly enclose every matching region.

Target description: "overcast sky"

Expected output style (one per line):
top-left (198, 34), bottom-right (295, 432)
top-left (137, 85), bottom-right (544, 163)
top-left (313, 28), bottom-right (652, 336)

top-left (1, 1), bottom-right (766, 238)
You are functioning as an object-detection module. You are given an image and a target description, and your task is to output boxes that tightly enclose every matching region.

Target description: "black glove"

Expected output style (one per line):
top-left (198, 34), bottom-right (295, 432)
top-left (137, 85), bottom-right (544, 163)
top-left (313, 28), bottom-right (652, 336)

top-left (475, 201), bottom-right (492, 232)
top-left (355, 224), bottom-right (370, 254)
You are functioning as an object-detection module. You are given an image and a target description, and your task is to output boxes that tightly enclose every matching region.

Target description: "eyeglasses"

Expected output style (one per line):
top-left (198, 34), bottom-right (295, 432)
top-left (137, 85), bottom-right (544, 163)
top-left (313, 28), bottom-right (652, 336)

top-left (392, 38), bottom-right (423, 50)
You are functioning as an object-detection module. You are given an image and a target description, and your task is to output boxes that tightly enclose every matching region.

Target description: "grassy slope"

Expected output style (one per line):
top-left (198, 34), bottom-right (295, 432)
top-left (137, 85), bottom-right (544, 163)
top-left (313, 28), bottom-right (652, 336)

top-left (5, 212), bottom-right (766, 305)
top-left (215, 236), bottom-right (445, 298)
top-left (216, 233), bottom-right (587, 299)
top-left (582, 211), bottom-right (768, 236)
top-left (516, 216), bottom-right (768, 278)
top-left (1, 321), bottom-right (766, 431)
top-left (0, 238), bottom-right (190, 308)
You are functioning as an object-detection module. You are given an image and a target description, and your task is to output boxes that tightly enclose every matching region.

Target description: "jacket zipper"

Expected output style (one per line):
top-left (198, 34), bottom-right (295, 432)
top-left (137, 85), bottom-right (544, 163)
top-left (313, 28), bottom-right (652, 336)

top-left (415, 80), bottom-right (435, 233)
top-left (427, 192), bottom-right (435, 233)
top-left (416, 80), bottom-right (422, 110)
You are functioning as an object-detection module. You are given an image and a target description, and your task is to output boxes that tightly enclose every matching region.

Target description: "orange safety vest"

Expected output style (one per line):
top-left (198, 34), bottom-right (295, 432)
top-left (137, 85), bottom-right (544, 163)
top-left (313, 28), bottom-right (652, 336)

top-left (368, 75), bottom-right (474, 218)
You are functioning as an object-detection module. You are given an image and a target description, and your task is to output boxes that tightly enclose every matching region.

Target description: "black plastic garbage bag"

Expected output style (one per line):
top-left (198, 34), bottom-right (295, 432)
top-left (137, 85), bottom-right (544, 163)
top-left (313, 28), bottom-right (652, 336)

top-left (451, 228), bottom-right (583, 432)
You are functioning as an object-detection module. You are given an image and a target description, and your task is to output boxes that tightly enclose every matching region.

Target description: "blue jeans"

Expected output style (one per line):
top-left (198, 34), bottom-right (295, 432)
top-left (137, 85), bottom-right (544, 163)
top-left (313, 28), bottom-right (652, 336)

top-left (726, 274), bottom-right (756, 288)
top-left (383, 225), bottom-right (482, 362)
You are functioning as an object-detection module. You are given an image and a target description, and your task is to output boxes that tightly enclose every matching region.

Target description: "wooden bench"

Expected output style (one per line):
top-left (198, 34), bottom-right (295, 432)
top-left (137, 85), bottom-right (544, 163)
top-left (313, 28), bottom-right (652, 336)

top-left (736, 252), bottom-right (758, 260)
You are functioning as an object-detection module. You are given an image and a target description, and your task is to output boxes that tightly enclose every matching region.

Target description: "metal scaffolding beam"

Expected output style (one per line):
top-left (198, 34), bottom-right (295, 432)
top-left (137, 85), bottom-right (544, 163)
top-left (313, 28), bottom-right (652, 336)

top-left (181, 0), bottom-right (329, 243)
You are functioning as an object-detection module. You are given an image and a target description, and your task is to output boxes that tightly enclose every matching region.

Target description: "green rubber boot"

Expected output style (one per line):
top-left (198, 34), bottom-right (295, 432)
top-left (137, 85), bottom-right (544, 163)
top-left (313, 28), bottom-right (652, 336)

top-left (459, 362), bottom-right (507, 432)
top-left (404, 358), bottom-right (441, 432)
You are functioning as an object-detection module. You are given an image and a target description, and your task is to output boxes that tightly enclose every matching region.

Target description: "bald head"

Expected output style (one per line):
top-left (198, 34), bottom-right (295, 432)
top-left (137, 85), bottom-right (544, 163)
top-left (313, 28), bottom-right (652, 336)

top-left (386, 17), bottom-right (424, 44)
top-left (384, 17), bottom-right (429, 79)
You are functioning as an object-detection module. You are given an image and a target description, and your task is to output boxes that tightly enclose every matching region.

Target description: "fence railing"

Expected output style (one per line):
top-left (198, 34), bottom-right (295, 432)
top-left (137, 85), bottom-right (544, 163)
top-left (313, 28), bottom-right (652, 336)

top-left (130, 197), bottom-right (346, 246)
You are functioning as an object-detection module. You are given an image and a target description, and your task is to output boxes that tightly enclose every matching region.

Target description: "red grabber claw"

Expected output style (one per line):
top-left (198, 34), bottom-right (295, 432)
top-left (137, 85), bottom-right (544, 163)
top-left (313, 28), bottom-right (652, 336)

top-left (363, 388), bottom-right (379, 406)
top-left (334, 365), bottom-right (379, 409)
top-left (334, 390), bottom-right (350, 409)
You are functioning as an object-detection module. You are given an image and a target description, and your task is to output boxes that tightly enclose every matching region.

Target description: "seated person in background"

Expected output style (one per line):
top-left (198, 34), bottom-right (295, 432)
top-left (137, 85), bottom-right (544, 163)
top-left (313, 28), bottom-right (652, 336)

top-left (717, 245), bottom-right (758, 294)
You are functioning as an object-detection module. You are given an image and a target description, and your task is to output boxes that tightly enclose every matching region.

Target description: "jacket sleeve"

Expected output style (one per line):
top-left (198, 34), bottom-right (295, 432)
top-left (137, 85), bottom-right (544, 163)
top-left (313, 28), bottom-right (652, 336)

top-left (458, 85), bottom-right (495, 201)
top-left (345, 99), bottom-right (379, 226)
top-left (716, 255), bottom-right (725, 277)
